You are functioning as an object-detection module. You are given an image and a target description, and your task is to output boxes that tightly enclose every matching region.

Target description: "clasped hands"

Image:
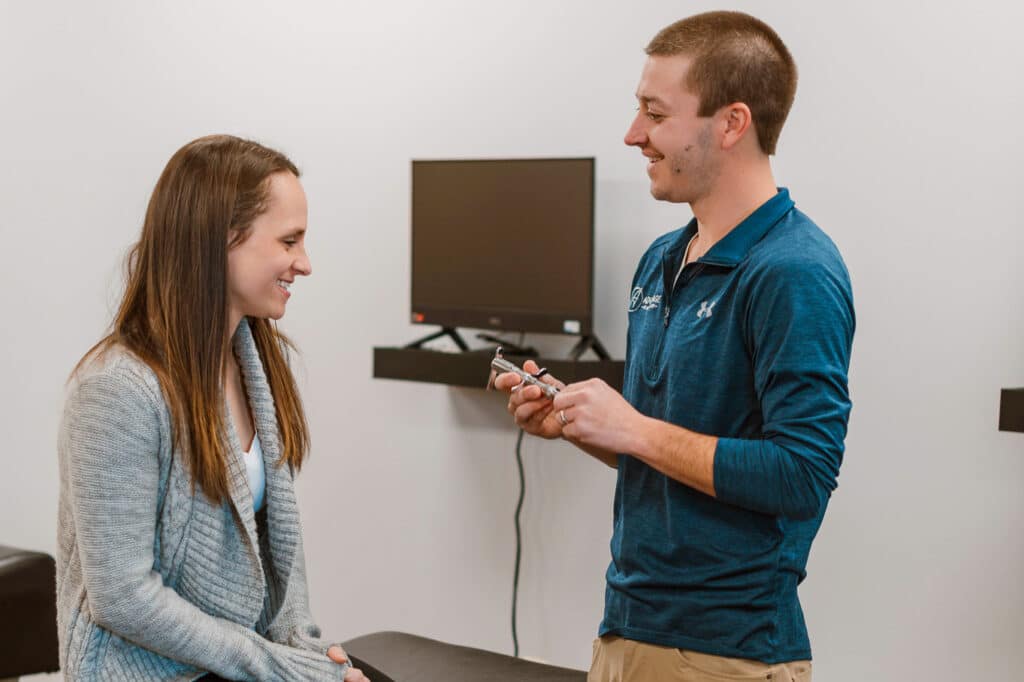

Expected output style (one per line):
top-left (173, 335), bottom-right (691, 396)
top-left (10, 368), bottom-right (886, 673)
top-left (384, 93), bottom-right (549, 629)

top-left (328, 645), bottom-right (370, 682)
top-left (493, 359), bottom-right (643, 455)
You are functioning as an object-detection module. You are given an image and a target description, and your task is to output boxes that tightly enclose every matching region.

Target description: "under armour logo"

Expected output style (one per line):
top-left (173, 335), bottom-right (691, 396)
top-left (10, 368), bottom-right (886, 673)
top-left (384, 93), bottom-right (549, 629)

top-left (697, 300), bottom-right (717, 319)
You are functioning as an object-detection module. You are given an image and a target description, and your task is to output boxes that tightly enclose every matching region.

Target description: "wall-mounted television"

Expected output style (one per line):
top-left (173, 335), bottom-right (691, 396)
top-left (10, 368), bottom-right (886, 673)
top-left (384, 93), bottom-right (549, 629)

top-left (411, 157), bottom-right (595, 336)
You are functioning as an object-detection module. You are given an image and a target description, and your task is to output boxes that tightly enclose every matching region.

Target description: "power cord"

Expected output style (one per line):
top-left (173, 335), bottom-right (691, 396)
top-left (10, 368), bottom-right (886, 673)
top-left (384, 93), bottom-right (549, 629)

top-left (511, 428), bottom-right (526, 657)
top-left (511, 332), bottom-right (529, 657)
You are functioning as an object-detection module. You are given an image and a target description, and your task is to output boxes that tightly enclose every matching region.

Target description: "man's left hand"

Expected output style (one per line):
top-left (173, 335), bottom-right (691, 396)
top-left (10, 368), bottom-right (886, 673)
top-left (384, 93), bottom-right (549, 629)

top-left (552, 378), bottom-right (646, 455)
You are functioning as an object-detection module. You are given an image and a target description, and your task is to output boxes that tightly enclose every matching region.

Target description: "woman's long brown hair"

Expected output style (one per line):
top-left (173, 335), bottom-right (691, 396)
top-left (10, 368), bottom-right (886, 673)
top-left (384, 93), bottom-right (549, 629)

top-left (75, 135), bottom-right (310, 504)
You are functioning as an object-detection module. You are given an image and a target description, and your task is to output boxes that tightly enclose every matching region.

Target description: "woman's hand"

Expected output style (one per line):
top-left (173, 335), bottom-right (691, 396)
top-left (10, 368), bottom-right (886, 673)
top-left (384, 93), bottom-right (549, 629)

top-left (327, 645), bottom-right (371, 682)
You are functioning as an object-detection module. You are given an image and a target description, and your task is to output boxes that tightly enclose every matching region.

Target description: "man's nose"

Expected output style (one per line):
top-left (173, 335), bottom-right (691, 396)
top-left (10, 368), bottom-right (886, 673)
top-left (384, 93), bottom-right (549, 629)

top-left (624, 113), bottom-right (648, 147)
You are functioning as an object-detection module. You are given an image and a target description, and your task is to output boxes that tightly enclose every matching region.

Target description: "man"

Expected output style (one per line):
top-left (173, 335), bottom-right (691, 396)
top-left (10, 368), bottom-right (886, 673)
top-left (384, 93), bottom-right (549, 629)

top-left (496, 11), bottom-right (854, 682)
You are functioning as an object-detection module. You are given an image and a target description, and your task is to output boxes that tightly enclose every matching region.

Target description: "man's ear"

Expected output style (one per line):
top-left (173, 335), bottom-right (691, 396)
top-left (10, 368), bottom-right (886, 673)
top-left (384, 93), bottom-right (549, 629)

top-left (719, 102), bottom-right (754, 151)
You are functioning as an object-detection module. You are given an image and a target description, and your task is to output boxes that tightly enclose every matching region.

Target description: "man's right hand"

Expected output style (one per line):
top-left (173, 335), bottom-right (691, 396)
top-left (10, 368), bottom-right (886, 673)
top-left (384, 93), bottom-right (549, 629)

top-left (494, 359), bottom-right (567, 439)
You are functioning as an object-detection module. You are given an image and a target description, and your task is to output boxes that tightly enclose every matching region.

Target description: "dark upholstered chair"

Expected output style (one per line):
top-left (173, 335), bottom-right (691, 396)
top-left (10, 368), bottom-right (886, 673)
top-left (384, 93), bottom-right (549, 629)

top-left (342, 631), bottom-right (587, 682)
top-left (0, 545), bottom-right (59, 681)
top-left (0, 544), bottom-right (590, 682)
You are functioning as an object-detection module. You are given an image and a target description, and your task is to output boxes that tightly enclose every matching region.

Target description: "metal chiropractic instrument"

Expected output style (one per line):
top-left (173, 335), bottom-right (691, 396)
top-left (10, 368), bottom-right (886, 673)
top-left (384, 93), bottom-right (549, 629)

top-left (486, 347), bottom-right (559, 399)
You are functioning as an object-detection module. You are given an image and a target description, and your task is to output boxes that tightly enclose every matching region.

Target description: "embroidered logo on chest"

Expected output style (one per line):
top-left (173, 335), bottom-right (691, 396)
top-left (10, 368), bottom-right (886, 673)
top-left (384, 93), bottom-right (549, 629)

top-left (629, 286), bottom-right (643, 312)
top-left (696, 300), bottom-right (717, 319)
top-left (628, 286), bottom-right (663, 312)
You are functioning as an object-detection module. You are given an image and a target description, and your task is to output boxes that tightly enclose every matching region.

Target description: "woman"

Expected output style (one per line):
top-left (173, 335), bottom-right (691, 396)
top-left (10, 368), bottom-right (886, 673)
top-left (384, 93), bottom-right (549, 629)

top-left (57, 135), bottom-right (381, 681)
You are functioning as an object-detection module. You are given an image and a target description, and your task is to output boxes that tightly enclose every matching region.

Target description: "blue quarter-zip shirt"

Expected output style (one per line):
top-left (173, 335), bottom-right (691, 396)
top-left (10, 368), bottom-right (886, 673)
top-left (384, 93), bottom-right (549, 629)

top-left (600, 188), bottom-right (854, 663)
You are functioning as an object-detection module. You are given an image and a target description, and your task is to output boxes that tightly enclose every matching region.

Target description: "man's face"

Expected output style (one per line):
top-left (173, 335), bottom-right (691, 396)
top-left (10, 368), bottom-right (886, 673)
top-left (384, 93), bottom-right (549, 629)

top-left (624, 55), bottom-right (719, 204)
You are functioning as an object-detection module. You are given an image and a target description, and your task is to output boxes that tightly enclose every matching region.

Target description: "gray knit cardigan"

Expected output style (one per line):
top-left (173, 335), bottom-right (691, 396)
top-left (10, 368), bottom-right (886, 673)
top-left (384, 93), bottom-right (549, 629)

top-left (56, 320), bottom-right (347, 681)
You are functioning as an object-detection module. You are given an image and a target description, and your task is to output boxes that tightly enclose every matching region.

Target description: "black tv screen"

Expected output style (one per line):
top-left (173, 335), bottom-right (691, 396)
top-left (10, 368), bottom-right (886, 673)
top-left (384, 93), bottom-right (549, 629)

top-left (411, 157), bottom-right (595, 336)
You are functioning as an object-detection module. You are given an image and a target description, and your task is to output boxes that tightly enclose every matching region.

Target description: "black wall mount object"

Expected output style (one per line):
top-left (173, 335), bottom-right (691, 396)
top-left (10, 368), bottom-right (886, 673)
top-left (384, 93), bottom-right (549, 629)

top-left (999, 388), bottom-right (1024, 432)
top-left (373, 347), bottom-right (624, 392)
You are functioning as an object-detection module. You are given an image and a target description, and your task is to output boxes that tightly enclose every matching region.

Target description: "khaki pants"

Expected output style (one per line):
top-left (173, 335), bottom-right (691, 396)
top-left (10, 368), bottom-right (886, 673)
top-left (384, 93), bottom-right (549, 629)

top-left (588, 635), bottom-right (811, 682)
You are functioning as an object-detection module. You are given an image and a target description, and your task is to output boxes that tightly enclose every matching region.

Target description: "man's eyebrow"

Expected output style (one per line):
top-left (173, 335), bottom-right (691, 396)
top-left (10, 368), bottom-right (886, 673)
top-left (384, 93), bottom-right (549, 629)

top-left (636, 94), bottom-right (669, 108)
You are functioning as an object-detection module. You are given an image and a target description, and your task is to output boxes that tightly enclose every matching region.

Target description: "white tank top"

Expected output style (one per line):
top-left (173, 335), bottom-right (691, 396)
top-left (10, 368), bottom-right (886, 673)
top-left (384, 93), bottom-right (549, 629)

top-left (242, 431), bottom-right (266, 512)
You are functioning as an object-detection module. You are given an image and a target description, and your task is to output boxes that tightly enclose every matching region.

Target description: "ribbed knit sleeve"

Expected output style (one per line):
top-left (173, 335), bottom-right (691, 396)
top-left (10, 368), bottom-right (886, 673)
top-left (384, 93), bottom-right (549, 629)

top-left (62, 366), bottom-right (347, 681)
top-left (263, 527), bottom-right (343, 655)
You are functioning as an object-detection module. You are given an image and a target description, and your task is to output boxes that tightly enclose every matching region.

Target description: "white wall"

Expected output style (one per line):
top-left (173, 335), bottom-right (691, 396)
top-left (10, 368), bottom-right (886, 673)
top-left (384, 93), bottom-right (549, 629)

top-left (2, 1), bottom-right (1022, 680)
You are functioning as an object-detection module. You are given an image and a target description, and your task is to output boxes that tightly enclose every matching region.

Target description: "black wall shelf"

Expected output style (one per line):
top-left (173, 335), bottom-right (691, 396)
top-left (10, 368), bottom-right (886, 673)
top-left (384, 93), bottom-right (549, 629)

top-left (999, 388), bottom-right (1024, 433)
top-left (373, 347), bottom-right (625, 392)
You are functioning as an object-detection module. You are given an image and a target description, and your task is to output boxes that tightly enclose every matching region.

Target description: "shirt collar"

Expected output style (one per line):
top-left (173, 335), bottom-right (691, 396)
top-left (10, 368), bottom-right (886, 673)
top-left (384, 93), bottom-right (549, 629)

top-left (701, 188), bottom-right (795, 267)
top-left (666, 188), bottom-right (795, 270)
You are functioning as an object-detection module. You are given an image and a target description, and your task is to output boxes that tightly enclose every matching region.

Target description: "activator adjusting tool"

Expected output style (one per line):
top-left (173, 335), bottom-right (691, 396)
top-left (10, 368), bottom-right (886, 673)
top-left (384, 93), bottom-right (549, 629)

top-left (486, 347), bottom-right (559, 399)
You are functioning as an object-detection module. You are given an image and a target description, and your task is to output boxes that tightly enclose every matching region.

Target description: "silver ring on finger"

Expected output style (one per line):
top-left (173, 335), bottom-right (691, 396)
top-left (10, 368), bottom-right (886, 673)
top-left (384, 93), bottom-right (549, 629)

top-left (559, 409), bottom-right (569, 426)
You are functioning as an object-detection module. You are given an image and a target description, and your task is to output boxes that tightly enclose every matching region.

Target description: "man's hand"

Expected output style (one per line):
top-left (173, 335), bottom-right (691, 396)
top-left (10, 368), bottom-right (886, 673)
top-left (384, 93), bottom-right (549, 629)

top-left (327, 646), bottom-right (370, 682)
top-left (494, 359), bottom-right (566, 439)
top-left (551, 378), bottom-right (646, 456)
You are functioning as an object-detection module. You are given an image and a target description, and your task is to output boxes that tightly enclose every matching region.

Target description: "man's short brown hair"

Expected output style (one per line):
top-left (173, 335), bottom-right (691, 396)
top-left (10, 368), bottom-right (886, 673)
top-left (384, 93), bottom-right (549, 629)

top-left (646, 11), bottom-right (797, 155)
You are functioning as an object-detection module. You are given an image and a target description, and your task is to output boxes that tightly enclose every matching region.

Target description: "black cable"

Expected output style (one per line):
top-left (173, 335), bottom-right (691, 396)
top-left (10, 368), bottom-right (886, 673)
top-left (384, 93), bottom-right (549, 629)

top-left (511, 428), bottom-right (526, 657)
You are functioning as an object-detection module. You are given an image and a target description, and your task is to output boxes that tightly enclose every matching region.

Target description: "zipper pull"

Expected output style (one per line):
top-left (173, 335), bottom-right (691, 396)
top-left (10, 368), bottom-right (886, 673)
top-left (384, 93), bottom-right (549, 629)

top-left (663, 305), bottom-right (671, 328)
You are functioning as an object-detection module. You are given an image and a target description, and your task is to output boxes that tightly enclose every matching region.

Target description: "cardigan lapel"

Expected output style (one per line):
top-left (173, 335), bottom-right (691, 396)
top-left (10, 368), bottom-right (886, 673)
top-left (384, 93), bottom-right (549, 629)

top-left (220, 331), bottom-right (263, 600)
top-left (232, 319), bottom-right (301, 593)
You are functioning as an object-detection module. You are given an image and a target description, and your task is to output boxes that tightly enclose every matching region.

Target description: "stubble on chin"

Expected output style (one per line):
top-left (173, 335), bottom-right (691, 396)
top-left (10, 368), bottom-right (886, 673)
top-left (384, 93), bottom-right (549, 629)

top-left (650, 166), bottom-right (694, 204)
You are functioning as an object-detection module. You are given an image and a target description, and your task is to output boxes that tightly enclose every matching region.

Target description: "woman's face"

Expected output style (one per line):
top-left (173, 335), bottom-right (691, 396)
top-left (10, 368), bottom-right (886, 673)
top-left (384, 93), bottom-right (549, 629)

top-left (226, 171), bottom-right (311, 326)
